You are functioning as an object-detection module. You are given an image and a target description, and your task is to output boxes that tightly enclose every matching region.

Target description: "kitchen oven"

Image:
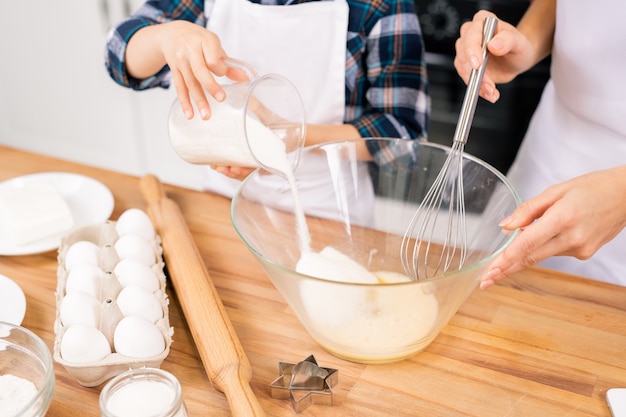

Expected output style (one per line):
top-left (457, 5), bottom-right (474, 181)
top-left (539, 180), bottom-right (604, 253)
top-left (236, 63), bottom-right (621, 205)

top-left (415, 0), bottom-right (550, 174)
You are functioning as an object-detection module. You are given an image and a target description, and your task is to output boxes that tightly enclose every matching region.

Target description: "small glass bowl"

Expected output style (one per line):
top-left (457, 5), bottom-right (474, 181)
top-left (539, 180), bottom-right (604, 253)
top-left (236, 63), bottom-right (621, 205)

top-left (0, 321), bottom-right (55, 417)
top-left (99, 367), bottom-right (187, 417)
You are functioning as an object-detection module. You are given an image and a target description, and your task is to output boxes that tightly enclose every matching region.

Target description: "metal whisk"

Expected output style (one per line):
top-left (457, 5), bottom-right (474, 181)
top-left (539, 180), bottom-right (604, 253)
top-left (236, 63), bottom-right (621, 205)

top-left (401, 17), bottom-right (498, 280)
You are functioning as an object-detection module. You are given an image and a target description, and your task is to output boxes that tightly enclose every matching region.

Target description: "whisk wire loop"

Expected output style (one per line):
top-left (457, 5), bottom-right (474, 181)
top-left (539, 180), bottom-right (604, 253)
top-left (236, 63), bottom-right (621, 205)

top-left (401, 17), bottom-right (498, 280)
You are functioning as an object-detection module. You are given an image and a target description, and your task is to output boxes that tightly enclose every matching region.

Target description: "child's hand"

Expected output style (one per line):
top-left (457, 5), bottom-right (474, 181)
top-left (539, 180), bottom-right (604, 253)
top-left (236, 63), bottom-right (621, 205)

top-left (159, 21), bottom-right (247, 120)
top-left (211, 166), bottom-right (255, 181)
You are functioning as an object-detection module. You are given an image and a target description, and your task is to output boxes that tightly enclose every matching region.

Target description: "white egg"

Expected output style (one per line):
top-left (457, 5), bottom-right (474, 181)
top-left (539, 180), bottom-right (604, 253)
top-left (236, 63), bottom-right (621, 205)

top-left (115, 208), bottom-right (156, 241)
top-left (60, 292), bottom-right (102, 328)
top-left (116, 285), bottom-right (163, 323)
top-left (113, 259), bottom-right (160, 293)
top-left (65, 264), bottom-right (104, 298)
top-left (64, 240), bottom-right (101, 271)
top-left (114, 234), bottom-right (156, 266)
top-left (114, 316), bottom-right (165, 358)
top-left (60, 324), bottom-right (111, 363)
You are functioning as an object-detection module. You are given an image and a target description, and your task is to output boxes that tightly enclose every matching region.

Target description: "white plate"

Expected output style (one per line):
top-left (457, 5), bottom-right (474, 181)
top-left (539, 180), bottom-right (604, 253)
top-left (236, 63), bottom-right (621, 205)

top-left (0, 172), bottom-right (114, 255)
top-left (0, 274), bottom-right (27, 325)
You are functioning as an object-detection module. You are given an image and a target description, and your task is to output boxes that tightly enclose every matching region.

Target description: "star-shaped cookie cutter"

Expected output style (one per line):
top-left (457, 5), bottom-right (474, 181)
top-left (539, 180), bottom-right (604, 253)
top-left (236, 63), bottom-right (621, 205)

top-left (269, 355), bottom-right (339, 413)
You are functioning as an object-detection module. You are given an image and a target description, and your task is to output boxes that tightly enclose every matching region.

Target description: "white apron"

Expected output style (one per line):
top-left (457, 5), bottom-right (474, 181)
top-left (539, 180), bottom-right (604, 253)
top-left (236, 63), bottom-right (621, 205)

top-left (507, 1), bottom-right (626, 285)
top-left (202, 0), bottom-right (375, 225)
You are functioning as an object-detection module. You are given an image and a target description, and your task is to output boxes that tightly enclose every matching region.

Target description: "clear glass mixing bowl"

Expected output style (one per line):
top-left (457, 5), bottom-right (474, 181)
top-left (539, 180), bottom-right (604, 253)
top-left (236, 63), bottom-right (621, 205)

top-left (231, 138), bottom-right (521, 364)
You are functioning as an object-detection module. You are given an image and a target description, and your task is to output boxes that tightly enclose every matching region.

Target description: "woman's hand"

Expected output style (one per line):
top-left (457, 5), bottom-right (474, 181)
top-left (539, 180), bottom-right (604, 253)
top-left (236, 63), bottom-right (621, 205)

top-left (454, 8), bottom-right (550, 103)
top-left (454, 11), bottom-right (535, 103)
top-left (481, 166), bottom-right (626, 289)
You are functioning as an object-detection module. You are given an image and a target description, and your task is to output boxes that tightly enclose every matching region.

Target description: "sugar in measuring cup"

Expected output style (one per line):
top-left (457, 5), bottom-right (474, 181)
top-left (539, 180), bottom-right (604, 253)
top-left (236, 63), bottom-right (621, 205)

top-left (168, 58), bottom-right (306, 175)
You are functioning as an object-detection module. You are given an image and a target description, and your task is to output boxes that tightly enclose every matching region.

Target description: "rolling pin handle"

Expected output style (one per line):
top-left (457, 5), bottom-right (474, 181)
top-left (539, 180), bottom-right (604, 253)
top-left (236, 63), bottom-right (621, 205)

top-left (140, 174), bottom-right (166, 206)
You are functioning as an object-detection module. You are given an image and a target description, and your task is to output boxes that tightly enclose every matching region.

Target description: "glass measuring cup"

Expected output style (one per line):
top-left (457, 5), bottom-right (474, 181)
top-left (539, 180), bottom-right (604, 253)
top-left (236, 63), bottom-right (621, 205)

top-left (168, 58), bottom-right (306, 175)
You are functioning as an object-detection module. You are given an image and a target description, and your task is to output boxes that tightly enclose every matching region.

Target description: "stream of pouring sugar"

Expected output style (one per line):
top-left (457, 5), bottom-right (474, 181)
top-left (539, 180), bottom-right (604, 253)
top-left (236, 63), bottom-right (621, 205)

top-left (245, 119), bottom-right (311, 254)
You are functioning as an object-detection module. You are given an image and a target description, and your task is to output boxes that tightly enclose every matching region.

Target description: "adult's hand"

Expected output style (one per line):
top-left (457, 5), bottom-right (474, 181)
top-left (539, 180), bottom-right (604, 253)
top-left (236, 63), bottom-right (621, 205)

top-left (454, 0), bottom-right (556, 103)
top-left (481, 166), bottom-right (626, 289)
top-left (454, 11), bottom-right (535, 103)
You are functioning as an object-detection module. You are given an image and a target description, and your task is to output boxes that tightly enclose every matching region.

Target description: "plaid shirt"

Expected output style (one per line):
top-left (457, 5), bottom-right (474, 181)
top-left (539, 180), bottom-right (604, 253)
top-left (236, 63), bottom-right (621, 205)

top-left (105, 0), bottom-right (429, 162)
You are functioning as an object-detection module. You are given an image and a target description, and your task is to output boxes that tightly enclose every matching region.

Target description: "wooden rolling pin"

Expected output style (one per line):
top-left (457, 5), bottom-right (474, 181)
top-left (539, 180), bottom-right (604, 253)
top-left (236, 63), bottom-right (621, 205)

top-left (140, 174), bottom-right (265, 417)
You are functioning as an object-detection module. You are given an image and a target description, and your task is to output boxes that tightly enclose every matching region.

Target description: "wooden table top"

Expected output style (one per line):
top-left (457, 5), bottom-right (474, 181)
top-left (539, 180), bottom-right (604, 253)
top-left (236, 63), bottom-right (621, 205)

top-left (1, 145), bottom-right (625, 417)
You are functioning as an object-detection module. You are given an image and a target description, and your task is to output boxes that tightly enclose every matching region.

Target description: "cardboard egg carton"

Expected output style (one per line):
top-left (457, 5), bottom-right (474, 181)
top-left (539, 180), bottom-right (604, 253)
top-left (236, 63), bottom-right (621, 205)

top-left (52, 220), bottom-right (173, 387)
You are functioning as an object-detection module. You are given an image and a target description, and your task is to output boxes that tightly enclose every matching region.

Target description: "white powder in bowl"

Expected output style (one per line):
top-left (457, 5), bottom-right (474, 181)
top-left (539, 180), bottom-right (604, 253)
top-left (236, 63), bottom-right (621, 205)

top-left (0, 374), bottom-right (38, 416)
top-left (104, 379), bottom-right (186, 417)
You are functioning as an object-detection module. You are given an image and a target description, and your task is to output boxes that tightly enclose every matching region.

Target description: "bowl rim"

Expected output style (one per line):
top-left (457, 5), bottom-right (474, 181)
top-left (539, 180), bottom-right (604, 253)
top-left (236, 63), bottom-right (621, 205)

top-left (0, 320), bottom-right (56, 415)
top-left (231, 137), bottom-right (522, 286)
